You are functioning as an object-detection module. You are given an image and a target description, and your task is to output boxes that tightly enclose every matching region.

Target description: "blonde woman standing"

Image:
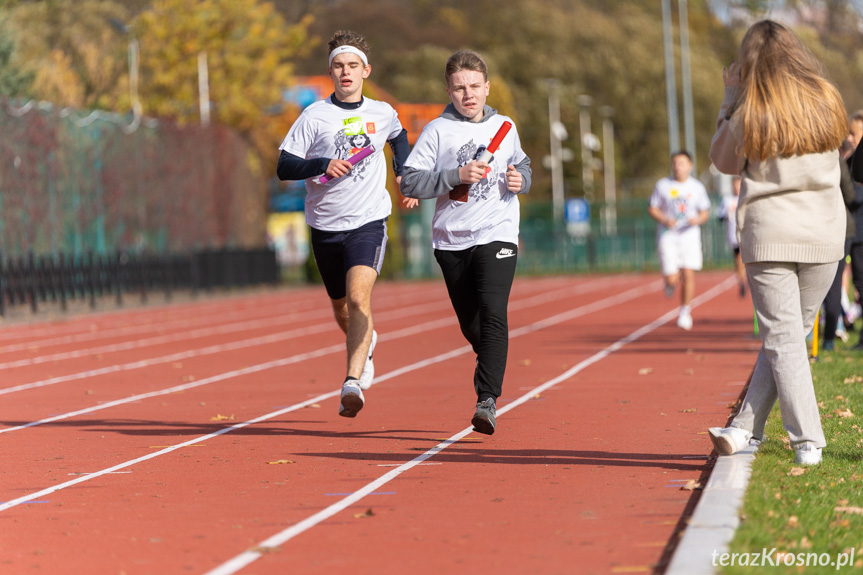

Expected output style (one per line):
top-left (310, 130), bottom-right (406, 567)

top-left (707, 20), bottom-right (848, 465)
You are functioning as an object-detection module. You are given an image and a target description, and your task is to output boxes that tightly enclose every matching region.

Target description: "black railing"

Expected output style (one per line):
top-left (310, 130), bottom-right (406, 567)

top-left (0, 248), bottom-right (279, 316)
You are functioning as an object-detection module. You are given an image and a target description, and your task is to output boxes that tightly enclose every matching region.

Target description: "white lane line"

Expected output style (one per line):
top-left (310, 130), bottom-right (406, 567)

top-left (0, 278), bottom-right (667, 511)
top-left (0, 301), bottom-right (332, 356)
top-left (0, 278), bottom-right (635, 434)
top-left (0, 392), bottom-right (338, 513)
top-left (0, 278), bottom-right (546, 347)
top-left (0, 297), bottom-right (453, 371)
top-left (0, 289), bottom-right (322, 344)
top-left (0, 285), bottom-right (448, 361)
top-left (0, 322), bottom-right (337, 398)
top-left (204, 275), bottom-right (738, 575)
top-left (0, 276), bottom-right (604, 364)
top-left (0, 277), bottom-right (620, 398)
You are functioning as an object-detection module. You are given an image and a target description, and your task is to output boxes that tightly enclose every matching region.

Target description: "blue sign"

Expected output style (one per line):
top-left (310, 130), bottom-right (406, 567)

top-left (269, 179), bottom-right (307, 213)
top-left (282, 86), bottom-right (319, 109)
top-left (565, 198), bottom-right (590, 223)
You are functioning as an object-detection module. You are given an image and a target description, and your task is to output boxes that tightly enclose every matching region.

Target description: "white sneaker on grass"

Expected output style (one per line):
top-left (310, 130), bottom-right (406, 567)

top-left (794, 443), bottom-right (822, 465)
top-left (358, 330), bottom-right (377, 391)
top-left (339, 380), bottom-right (364, 418)
top-left (708, 426), bottom-right (752, 455)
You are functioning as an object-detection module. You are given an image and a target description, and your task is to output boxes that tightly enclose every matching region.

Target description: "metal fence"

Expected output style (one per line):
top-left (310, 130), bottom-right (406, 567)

top-left (0, 248), bottom-right (279, 316)
top-left (398, 197), bottom-right (734, 278)
top-left (0, 98), bottom-right (265, 257)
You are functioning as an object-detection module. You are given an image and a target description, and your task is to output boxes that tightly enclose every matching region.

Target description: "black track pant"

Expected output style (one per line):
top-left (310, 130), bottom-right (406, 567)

top-left (434, 241), bottom-right (518, 403)
top-left (822, 239), bottom-right (851, 344)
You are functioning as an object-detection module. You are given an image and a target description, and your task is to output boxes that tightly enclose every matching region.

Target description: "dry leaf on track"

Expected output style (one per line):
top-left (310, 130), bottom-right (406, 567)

top-left (210, 414), bottom-right (235, 421)
top-left (266, 460), bottom-right (295, 465)
top-left (638, 368), bottom-right (653, 375)
top-left (681, 480), bottom-right (702, 491)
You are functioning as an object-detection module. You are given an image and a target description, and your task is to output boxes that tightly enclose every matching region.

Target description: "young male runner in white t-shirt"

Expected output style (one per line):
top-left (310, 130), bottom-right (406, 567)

top-left (276, 30), bottom-right (416, 418)
top-left (401, 50), bottom-right (531, 435)
top-left (647, 151), bottom-right (711, 330)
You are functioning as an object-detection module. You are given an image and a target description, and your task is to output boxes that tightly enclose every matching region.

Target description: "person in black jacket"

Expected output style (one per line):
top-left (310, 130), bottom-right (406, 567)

top-left (821, 153), bottom-right (857, 350)
top-left (845, 111), bottom-right (863, 348)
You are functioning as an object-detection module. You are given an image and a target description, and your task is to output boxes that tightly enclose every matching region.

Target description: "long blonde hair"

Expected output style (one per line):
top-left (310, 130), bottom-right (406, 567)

top-left (732, 20), bottom-right (847, 161)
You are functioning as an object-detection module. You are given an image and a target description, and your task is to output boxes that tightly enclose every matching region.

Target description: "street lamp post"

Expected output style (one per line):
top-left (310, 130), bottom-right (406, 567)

top-left (577, 94), bottom-right (594, 202)
top-left (198, 51), bottom-right (211, 126)
top-left (661, 0), bottom-right (680, 155)
top-left (545, 79), bottom-right (566, 227)
top-left (679, 0), bottom-right (696, 165)
top-left (109, 19), bottom-right (142, 130)
top-left (601, 106), bottom-right (616, 235)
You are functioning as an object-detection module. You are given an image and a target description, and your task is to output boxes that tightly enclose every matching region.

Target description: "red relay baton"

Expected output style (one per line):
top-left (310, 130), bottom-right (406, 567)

top-left (449, 121), bottom-right (512, 202)
top-left (315, 144), bottom-right (376, 184)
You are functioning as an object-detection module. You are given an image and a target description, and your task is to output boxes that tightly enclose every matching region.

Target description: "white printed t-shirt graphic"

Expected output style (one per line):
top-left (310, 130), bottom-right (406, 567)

top-left (279, 96), bottom-right (403, 232)
top-left (649, 176), bottom-right (711, 243)
top-left (405, 114), bottom-right (528, 250)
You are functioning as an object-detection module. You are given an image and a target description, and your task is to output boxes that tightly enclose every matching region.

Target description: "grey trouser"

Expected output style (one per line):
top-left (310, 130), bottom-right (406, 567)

top-left (732, 261), bottom-right (838, 448)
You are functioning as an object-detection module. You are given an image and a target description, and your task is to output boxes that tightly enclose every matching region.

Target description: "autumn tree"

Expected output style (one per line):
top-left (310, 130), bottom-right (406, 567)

top-left (288, 0), bottom-right (732, 200)
top-left (5, 0), bottom-right (130, 109)
top-left (0, 12), bottom-right (33, 97)
top-left (134, 0), bottom-right (313, 135)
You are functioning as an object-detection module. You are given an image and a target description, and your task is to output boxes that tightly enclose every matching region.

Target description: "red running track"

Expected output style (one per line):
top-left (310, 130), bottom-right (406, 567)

top-left (0, 272), bottom-right (758, 575)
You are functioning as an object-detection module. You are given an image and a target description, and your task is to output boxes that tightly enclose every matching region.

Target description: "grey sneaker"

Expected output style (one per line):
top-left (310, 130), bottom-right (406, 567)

top-left (471, 398), bottom-right (496, 435)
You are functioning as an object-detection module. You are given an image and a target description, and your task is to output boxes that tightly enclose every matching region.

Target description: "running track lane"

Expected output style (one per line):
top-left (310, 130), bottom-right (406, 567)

top-left (0, 272), bottom-right (757, 574)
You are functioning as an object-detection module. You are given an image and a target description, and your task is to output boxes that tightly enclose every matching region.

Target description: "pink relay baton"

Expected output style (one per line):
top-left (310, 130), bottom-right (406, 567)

top-left (315, 144), bottom-right (376, 184)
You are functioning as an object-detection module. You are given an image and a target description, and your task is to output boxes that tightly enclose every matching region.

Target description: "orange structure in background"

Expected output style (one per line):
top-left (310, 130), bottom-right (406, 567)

top-left (283, 76), bottom-right (441, 144)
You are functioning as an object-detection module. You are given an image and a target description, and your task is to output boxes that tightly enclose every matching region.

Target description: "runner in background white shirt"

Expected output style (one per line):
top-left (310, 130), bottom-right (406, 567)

top-left (401, 50), bottom-right (531, 435)
top-left (717, 176), bottom-right (747, 296)
top-left (276, 30), bottom-right (416, 418)
top-left (648, 151), bottom-right (711, 330)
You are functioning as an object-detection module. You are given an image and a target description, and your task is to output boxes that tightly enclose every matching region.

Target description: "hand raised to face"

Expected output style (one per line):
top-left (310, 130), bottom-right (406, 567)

top-left (723, 62), bottom-right (741, 88)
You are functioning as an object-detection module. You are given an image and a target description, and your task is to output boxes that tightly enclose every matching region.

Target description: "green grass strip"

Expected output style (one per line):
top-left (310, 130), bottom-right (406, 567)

top-left (721, 335), bottom-right (863, 573)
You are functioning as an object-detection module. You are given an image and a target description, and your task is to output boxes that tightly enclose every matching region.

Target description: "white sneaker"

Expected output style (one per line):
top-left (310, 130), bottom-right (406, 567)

top-left (837, 321), bottom-right (849, 343)
top-left (794, 443), bottom-right (822, 465)
top-left (677, 311), bottom-right (693, 330)
top-left (339, 380), bottom-right (365, 418)
top-left (708, 426), bottom-right (752, 455)
top-left (358, 330), bottom-right (377, 391)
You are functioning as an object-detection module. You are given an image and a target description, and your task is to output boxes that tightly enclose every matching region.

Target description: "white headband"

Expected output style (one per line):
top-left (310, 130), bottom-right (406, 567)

top-left (328, 45), bottom-right (368, 67)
